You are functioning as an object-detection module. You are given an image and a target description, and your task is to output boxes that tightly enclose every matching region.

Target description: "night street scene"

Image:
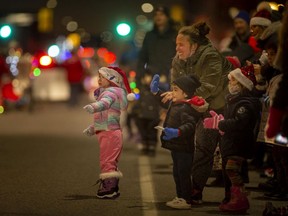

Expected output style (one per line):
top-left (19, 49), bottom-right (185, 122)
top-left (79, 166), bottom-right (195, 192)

top-left (1, 0), bottom-right (288, 216)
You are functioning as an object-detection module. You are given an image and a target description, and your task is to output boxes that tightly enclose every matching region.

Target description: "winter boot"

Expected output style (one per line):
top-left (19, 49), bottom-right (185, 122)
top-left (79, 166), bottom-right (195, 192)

top-left (219, 186), bottom-right (250, 213)
top-left (96, 171), bottom-right (122, 199)
top-left (219, 191), bottom-right (231, 210)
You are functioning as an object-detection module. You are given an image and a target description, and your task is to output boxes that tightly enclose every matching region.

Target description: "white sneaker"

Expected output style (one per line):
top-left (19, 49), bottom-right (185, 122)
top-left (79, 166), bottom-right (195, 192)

top-left (166, 197), bottom-right (191, 209)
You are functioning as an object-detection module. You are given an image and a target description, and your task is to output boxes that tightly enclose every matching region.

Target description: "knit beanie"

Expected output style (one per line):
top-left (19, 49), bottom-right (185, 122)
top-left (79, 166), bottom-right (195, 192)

top-left (234, 10), bottom-right (250, 24)
top-left (173, 74), bottom-right (201, 98)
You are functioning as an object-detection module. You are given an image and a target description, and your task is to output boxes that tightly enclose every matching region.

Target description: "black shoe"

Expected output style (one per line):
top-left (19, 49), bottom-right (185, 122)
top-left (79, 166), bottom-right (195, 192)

top-left (259, 178), bottom-right (278, 191)
top-left (191, 191), bottom-right (203, 205)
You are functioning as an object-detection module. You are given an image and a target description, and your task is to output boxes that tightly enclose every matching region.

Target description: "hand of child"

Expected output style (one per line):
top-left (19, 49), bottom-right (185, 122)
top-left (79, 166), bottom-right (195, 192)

top-left (163, 127), bottom-right (179, 140)
top-left (83, 126), bottom-right (95, 136)
top-left (150, 74), bottom-right (160, 94)
top-left (203, 110), bottom-right (224, 130)
top-left (83, 104), bottom-right (94, 114)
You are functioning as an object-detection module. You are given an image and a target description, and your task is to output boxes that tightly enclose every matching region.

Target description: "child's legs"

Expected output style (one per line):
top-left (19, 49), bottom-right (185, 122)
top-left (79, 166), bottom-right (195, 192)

top-left (171, 151), bottom-right (193, 201)
top-left (97, 130), bottom-right (123, 173)
top-left (225, 156), bottom-right (245, 187)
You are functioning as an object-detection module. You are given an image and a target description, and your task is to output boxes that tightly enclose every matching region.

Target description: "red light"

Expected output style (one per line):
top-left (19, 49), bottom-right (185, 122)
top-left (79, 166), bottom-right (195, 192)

top-left (104, 51), bottom-right (116, 64)
top-left (77, 47), bottom-right (95, 58)
top-left (129, 70), bottom-right (136, 78)
top-left (97, 47), bottom-right (108, 58)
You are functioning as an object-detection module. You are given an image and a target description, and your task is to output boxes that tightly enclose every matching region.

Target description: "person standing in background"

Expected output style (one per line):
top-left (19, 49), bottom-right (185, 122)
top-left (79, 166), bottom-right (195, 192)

top-left (136, 5), bottom-right (178, 90)
top-left (62, 49), bottom-right (85, 107)
top-left (220, 10), bottom-right (258, 66)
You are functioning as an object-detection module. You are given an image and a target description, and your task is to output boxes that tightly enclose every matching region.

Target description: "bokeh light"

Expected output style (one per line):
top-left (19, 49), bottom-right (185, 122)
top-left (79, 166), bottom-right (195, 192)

top-left (141, 3), bottom-right (153, 13)
top-left (130, 81), bottom-right (136, 89)
top-left (129, 70), bottom-right (136, 78)
top-left (0, 25), bottom-right (12, 38)
top-left (33, 68), bottom-right (41, 77)
top-left (116, 23), bottom-right (131, 36)
top-left (66, 21), bottom-right (78, 32)
top-left (48, 45), bottom-right (60, 57)
top-left (97, 47), bottom-right (108, 58)
top-left (39, 55), bottom-right (52, 66)
top-left (103, 51), bottom-right (116, 64)
top-left (0, 106), bottom-right (4, 114)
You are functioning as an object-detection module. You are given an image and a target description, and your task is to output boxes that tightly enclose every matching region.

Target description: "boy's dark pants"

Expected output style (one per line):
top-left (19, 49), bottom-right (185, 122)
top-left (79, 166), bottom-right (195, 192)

top-left (171, 151), bottom-right (194, 202)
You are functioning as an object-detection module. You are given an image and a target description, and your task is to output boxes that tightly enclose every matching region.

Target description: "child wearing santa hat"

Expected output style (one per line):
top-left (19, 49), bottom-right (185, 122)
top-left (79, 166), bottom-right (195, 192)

top-left (203, 65), bottom-right (261, 213)
top-left (83, 66), bottom-right (135, 199)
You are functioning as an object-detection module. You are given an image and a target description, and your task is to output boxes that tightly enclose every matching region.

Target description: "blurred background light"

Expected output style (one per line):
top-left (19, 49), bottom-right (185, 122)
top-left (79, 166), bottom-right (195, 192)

top-left (116, 23), bottom-right (131, 36)
top-left (0, 25), bottom-right (12, 38)
top-left (48, 45), bottom-right (60, 57)
top-left (141, 3), bottom-right (153, 13)
top-left (39, 55), bottom-right (52, 66)
top-left (0, 106), bottom-right (4, 114)
top-left (66, 21), bottom-right (78, 32)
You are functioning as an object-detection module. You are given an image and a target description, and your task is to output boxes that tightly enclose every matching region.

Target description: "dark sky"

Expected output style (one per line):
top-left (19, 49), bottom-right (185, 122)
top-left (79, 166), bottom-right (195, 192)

top-left (1, 0), bottom-right (180, 35)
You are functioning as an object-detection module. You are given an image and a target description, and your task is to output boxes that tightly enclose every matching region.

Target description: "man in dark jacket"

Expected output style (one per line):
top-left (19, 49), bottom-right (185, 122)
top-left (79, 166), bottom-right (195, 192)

top-left (136, 5), bottom-right (177, 88)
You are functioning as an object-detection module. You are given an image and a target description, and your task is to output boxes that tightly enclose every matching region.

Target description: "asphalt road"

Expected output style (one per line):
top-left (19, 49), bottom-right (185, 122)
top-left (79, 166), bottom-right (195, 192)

top-left (0, 101), bottom-right (287, 216)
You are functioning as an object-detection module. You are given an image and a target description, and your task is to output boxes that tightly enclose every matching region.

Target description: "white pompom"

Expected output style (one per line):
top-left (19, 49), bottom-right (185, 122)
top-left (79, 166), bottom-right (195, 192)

top-left (127, 93), bottom-right (136, 101)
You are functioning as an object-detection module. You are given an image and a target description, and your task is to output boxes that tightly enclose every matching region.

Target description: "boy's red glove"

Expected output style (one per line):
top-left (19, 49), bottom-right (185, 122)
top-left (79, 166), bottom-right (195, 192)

top-left (186, 96), bottom-right (205, 106)
top-left (266, 107), bottom-right (286, 138)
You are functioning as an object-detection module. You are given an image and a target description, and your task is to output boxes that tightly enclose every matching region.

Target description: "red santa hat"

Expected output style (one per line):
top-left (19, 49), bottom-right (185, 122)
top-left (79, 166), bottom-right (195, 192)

top-left (228, 65), bottom-right (256, 91)
top-left (98, 66), bottom-right (135, 101)
top-left (250, 9), bottom-right (271, 27)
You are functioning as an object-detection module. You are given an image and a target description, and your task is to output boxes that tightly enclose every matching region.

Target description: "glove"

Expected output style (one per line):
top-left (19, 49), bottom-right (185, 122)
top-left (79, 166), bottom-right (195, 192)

top-left (203, 110), bottom-right (224, 130)
top-left (150, 74), bottom-right (160, 94)
top-left (187, 96), bottom-right (205, 106)
top-left (83, 104), bottom-right (94, 114)
top-left (163, 127), bottom-right (179, 140)
top-left (83, 126), bottom-right (95, 136)
top-left (265, 107), bottom-right (286, 138)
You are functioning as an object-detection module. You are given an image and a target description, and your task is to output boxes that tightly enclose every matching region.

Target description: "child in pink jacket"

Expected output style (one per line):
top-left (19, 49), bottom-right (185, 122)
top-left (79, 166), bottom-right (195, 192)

top-left (83, 66), bottom-right (134, 199)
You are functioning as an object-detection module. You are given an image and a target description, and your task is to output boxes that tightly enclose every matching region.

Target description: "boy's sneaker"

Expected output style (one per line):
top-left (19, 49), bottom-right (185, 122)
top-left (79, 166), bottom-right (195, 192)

top-left (166, 197), bottom-right (191, 209)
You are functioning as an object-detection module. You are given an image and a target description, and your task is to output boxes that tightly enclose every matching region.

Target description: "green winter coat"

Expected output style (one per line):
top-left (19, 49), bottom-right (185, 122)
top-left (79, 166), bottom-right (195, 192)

top-left (171, 42), bottom-right (233, 110)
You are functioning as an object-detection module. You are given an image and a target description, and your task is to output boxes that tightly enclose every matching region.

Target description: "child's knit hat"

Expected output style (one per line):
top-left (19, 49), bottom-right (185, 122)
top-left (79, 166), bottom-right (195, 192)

top-left (173, 74), bottom-right (201, 98)
top-left (98, 66), bottom-right (135, 101)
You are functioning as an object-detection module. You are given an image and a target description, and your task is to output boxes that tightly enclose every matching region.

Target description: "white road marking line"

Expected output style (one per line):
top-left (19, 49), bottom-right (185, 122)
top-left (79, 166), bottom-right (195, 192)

top-left (138, 155), bottom-right (158, 216)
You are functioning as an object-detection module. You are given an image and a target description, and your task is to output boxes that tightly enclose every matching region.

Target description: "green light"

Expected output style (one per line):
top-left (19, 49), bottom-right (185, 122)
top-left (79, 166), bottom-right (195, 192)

top-left (0, 25), bottom-right (12, 38)
top-left (0, 106), bottom-right (4, 114)
top-left (33, 68), bottom-right (41, 76)
top-left (130, 82), bottom-right (136, 89)
top-left (116, 23), bottom-right (131, 36)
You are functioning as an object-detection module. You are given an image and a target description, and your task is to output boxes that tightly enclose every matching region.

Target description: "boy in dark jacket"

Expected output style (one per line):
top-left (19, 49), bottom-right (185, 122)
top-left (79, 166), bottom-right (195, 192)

top-left (150, 74), bottom-right (204, 209)
top-left (203, 66), bottom-right (261, 213)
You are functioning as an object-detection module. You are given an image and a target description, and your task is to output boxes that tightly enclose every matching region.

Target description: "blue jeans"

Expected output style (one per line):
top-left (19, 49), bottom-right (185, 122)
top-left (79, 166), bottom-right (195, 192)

top-left (171, 151), bottom-right (194, 201)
